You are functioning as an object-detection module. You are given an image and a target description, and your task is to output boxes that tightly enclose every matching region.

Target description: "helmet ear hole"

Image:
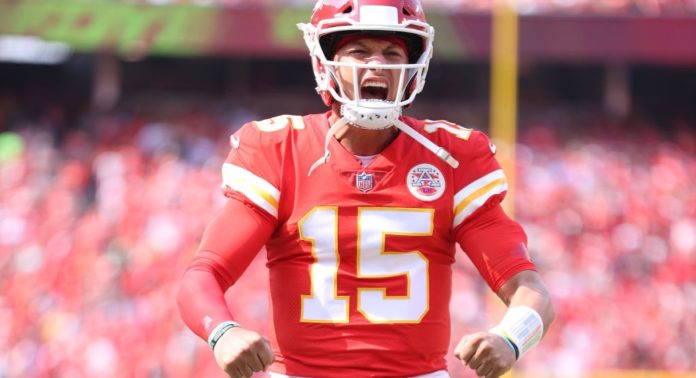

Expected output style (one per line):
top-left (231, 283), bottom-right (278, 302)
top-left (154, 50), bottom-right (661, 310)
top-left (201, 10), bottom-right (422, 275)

top-left (343, 5), bottom-right (353, 13)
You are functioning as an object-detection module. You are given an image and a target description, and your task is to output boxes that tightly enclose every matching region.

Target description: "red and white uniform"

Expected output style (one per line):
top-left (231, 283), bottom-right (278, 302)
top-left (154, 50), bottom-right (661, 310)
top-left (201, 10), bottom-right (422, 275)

top-left (181, 112), bottom-right (535, 377)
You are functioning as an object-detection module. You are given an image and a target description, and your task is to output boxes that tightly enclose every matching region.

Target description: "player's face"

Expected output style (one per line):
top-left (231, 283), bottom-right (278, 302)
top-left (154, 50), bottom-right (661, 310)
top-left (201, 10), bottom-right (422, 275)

top-left (333, 37), bottom-right (409, 102)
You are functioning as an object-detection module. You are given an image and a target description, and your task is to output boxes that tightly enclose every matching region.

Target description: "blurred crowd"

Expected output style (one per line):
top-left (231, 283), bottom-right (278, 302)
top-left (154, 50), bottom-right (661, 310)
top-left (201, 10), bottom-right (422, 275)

top-left (0, 101), bottom-right (242, 377)
top-left (512, 121), bottom-right (696, 375)
top-left (0, 98), bottom-right (695, 377)
top-left (120, 0), bottom-right (696, 15)
top-left (448, 0), bottom-right (696, 15)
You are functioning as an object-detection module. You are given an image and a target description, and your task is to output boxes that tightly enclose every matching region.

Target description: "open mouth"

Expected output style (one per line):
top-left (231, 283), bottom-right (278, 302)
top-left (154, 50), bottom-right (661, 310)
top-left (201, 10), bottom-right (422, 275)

top-left (360, 81), bottom-right (389, 101)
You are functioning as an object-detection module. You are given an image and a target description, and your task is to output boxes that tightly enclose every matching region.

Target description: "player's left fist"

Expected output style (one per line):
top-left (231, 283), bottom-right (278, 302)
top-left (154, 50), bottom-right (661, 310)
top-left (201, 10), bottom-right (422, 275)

top-left (213, 327), bottom-right (274, 378)
top-left (454, 331), bottom-right (516, 378)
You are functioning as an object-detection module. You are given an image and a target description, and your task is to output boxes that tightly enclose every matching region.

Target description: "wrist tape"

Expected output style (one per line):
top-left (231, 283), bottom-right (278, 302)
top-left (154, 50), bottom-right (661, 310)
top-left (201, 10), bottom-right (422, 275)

top-left (207, 320), bottom-right (241, 350)
top-left (489, 306), bottom-right (543, 360)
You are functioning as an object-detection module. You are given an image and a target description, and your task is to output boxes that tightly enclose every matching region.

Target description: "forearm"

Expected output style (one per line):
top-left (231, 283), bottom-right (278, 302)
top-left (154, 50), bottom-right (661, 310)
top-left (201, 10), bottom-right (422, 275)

top-left (178, 263), bottom-right (236, 340)
top-left (491, 270), bottom-right (554, 359)
top-left (177, 199), bottom-right (276, 341)
top-left (503, 275), bottom-right (554, 336)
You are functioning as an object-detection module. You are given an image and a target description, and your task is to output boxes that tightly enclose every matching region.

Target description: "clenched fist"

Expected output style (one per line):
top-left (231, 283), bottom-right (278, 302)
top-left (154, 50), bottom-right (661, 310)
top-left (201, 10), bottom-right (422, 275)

top-left (213, 327), bottom-right (275, 378)
top-left (454, 332), bottom-right (516, 378)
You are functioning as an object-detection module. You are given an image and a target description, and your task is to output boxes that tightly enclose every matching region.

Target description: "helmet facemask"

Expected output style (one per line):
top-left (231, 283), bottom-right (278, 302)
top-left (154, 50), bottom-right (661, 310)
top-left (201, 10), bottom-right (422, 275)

top-left (299, 10), bottom-right (434, 130)
top-left (299, 1), bottom-right (459, 175)
top-left (326, 43), bottom-right (428, 130)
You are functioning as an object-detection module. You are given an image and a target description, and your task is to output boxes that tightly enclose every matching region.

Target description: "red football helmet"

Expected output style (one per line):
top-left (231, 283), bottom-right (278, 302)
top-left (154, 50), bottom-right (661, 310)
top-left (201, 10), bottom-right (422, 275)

top-left (299, 1), bottom-right (458, 175)
top-left (298, 0), bottom-right (435, 129)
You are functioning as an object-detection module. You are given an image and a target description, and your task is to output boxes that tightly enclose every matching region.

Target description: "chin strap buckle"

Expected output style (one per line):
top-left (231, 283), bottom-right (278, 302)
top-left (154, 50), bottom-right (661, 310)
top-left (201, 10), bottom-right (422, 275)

top-left (340, 103), bottom-right (401, 130)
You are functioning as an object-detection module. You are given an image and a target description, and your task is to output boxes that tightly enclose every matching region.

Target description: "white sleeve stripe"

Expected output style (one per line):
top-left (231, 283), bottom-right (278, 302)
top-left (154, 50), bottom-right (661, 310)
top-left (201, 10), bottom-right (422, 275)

top-left (222, 163), bottom-right (280, 218)
top-left (223, 163), bottom-right (280, 199)
top-left (452, 182), bottom-right (508, 228)
top-left (226, 181), bottom-right (279, 218)
top-left (453, 169), bottom-right (506, 206)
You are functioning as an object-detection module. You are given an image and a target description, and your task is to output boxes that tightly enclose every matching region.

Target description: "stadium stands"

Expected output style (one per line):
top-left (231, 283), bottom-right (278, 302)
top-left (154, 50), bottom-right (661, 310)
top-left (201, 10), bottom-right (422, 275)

top-left (0, 97), bottom-right (694, 377)
top-left (429, 0), bottom-right (696, 15)
top-left (117, 0), bottom-right (696, 15)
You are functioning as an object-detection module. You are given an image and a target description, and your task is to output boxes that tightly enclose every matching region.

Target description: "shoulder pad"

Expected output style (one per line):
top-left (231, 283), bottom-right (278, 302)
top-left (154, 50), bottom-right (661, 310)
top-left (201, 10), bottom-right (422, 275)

top-left (252, 115), bottom-right (305, 133)
top-left (422, 119), bottom-right (474, 142)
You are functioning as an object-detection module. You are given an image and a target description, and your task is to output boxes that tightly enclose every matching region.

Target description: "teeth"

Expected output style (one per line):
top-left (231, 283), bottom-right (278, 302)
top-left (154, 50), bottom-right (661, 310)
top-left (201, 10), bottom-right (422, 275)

top-left (363, 82), bottom-right (387, 88)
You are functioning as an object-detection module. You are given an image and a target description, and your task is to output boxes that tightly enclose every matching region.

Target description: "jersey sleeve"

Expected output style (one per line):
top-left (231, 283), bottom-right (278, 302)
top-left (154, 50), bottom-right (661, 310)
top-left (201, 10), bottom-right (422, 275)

top-left (178, 199), bottom-right (275, 340)
top-left (222, 120), bottom-right (285, 221)
top-left (450, 130), bottom-right (536, 292)
top-left (451, 130), bottom-right (508, 229)
top-left (454, 205), bottom-right (536, 292)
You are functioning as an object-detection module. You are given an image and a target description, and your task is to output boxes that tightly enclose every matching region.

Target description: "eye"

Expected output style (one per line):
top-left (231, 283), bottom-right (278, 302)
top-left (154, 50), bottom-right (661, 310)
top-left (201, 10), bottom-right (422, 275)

top-left (385, 50), bottom-right (406, 59)
top-left (349, 48), bottom-right (367, 55)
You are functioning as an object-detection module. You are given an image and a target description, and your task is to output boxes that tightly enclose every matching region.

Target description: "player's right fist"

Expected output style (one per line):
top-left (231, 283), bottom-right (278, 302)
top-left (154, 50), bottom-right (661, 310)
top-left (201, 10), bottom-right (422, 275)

top-left (213, 327), bottom-right (275, 378)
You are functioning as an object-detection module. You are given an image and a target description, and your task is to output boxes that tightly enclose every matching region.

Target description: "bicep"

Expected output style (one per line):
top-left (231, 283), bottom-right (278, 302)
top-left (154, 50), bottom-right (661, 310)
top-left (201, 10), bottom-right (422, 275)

top-left (455, 204), bottom-right (536, 292)
top-left (195, 197), bottom-right (276, 287)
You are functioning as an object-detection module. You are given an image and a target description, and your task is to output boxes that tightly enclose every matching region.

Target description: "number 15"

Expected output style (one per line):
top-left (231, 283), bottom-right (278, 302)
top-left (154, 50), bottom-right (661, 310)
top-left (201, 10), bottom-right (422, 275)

top-left (298, 207), bottom-right (434, 324)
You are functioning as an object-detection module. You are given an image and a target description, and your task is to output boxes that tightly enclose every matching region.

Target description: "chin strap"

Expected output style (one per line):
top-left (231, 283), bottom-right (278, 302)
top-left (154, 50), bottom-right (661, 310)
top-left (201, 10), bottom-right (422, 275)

top-left (308, 117), bottom-right (459, 176)
top-left (308, 117), bottom-right (350, 176)
top-left (340, 102), bottom-right (401, 130)
top-left (393, 119), bottom-right (459, 169)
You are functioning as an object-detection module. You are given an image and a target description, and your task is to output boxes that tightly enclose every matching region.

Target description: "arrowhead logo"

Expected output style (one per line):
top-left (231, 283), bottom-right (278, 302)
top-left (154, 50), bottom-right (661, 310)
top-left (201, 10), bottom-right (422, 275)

top-left (407, 163), bottom-right (446, 201)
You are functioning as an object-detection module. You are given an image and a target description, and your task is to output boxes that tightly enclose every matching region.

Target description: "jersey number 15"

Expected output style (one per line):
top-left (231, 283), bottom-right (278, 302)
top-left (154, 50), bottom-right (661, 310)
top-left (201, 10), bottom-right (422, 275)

top-left (299, 207), bottom-right (433, 324)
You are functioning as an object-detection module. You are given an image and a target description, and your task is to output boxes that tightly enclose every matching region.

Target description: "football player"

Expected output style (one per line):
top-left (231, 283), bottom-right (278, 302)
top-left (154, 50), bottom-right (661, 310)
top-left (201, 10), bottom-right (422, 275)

top-left (177, 1), bottom-right (554, 377)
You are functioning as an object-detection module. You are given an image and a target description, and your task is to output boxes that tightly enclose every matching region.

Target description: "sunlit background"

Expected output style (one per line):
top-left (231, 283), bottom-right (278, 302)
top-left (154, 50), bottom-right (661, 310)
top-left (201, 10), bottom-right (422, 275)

top-left (0, 1), bottom-right (695, 377)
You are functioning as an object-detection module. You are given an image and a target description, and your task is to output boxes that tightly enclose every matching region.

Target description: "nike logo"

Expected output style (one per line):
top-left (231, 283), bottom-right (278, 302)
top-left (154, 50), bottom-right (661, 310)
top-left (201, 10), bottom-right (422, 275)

top-left (230, 135), bottom-right (240, 149)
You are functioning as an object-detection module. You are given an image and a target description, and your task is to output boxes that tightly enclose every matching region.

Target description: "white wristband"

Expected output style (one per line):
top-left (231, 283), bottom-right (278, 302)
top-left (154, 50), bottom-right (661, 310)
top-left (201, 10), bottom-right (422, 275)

top-left (207, 320), bottom-right (241, 350)
top-left (489, 306), bottom-right (543, 360)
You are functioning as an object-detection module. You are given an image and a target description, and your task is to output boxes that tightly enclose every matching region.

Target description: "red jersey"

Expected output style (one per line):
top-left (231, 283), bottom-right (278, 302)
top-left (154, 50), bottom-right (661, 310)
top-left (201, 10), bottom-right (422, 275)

top-left (218, 112), bottom-right (534, 377)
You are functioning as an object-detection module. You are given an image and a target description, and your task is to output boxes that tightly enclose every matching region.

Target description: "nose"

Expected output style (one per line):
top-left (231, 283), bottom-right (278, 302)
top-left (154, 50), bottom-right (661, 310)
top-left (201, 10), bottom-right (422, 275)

top-left (367, 60), bottom-right (384, 73)
top-left (365, 53), bottom-right (388, 70)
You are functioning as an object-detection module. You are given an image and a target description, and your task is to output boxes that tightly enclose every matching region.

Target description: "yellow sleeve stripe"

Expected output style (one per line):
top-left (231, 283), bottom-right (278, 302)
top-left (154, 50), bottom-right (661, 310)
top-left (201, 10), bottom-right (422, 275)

top-left (222, 163), bottom-right (280, 218)
top-left (454, 169), bottom-right (506, 205)
top-left (453, 169), bottom-right (508, 228)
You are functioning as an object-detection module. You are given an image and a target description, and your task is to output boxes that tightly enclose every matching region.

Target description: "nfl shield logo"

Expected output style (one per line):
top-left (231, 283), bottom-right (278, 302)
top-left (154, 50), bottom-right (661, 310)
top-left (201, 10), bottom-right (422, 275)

top-left (355, 171), bottom-right (374, 192)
